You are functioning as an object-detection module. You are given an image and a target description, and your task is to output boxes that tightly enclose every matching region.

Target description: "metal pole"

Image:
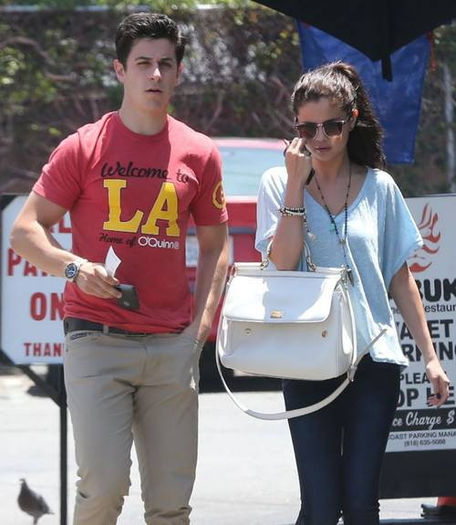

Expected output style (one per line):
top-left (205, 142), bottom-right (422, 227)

top-left (443, 63), bottom-right (455, 192)
top-left (58, 365), bottom-right (68, 525)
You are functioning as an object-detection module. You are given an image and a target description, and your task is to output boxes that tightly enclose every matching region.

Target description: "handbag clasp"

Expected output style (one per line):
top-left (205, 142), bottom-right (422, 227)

top-left (270, 310), bottom-right (283, 319)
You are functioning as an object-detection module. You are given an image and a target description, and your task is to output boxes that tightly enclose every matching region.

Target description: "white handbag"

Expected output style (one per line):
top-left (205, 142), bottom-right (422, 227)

top-left (216, 259), bottom-right (385, 420)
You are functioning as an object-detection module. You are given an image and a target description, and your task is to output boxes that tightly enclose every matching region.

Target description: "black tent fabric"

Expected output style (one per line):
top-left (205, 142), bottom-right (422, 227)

top-left (252, 0), bottom-right (456, 77)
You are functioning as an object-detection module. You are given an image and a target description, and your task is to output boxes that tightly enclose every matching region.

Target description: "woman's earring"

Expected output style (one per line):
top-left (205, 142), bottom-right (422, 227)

top-left (351, 109), bottom-right (359, 130)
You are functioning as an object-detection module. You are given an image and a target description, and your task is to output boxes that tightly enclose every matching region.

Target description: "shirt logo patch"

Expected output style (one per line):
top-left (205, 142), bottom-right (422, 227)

top-left (212, 181), bottom-right (226, 210)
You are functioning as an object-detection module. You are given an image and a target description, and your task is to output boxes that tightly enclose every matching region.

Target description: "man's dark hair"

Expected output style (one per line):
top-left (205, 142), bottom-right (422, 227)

top-left (115, 12), bottom-right (186, 67)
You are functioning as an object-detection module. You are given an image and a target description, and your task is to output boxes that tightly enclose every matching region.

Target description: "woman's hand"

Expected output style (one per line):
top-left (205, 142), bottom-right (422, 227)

top-left (426, 357), bottom-right (451, 407)
top-left (284, 137), bottom-right (313, 187)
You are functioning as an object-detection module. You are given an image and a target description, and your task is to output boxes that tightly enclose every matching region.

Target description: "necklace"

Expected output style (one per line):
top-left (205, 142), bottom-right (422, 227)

top-left (313, 164), bottom-right (354, 285)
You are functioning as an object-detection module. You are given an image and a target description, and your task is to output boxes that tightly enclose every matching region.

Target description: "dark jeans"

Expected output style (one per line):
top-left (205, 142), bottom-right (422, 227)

top-left (283, 354), bottom-right (401, 525)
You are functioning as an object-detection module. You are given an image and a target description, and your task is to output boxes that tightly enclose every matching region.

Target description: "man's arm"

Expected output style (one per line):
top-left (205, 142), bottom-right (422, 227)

top-left (186, 222), bottom-right (229, 344)
top-left (389, 262), bottom-right (450, 406)
top-left (10, 192), bottom-right (120, 299)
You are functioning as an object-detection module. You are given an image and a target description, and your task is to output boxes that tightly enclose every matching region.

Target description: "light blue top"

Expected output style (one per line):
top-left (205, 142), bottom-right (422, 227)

top-left (255, 166), bottom-right (423, 367)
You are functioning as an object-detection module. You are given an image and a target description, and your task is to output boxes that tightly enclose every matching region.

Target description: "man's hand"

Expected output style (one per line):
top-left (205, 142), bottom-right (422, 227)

top-left (75, 262), bottom-right (121, 299)
top-left (181, 319), bottom-right (211, 348)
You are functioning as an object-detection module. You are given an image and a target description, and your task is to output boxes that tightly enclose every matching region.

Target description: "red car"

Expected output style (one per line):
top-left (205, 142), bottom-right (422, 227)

top-left (186, 138), bottom-right (284, 378)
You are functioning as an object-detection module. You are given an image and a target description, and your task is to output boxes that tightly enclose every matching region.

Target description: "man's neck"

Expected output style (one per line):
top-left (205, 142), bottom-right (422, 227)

top-left (118, 106), bottom-right (168, 136)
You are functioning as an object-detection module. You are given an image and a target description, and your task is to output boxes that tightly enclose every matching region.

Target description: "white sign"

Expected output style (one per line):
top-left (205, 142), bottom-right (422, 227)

top-left (387, 194), bottom-right (456, 452)
top-left (1, 196), bottom-right (71, 364)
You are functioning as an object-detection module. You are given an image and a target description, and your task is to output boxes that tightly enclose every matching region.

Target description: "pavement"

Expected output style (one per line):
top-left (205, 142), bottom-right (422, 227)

top-left (0, 367), bottom-right (445, 525)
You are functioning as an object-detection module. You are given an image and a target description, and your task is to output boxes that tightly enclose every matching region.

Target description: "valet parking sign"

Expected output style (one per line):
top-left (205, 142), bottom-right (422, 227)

top-left (387, 194), bottom-right (456, 453)
top-left (1, 196), bottom-right (71, 364)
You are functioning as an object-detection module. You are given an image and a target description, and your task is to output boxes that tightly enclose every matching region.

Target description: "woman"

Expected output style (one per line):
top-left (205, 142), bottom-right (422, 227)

top-left (255, 62), bottom-right (450, 525)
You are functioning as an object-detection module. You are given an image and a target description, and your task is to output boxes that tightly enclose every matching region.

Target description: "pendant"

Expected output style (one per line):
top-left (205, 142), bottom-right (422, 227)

top-left (339, 238), bottom-right (346, 245)
top-left (346, 266), bottom-right (354, 286)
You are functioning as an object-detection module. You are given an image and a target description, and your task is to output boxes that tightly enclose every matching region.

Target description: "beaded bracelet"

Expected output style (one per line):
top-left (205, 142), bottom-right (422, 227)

top-left (279, 206), bottom-right (306, 216)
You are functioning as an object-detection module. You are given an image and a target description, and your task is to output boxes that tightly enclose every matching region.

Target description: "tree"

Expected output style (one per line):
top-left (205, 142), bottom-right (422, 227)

top-left (0, 3), bottom-right (454, 196)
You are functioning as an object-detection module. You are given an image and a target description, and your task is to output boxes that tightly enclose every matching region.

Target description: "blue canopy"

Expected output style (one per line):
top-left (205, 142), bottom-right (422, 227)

top-left (298, 24), bottom-right (430, 164)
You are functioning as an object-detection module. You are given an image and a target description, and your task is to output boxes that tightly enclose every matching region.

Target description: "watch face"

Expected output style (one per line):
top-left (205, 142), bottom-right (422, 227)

top-left (65, 262), bottom-right (78, 281)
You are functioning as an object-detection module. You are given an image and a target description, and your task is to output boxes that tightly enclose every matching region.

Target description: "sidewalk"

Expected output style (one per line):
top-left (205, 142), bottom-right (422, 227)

top-left (0, 371), bottom-right (437, 524)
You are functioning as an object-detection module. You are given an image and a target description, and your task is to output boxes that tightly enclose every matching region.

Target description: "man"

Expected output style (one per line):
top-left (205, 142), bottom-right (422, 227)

top-left (10, 12), bottom-right (229, 524)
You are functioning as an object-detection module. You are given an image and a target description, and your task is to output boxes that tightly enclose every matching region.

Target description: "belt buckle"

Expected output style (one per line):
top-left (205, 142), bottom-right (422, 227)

top-left (105, 325), bottom-right (148, 337)
top-left (132, 331), bottom-right (149, 337)
top-left (103, 325), bottom-right (124, 336)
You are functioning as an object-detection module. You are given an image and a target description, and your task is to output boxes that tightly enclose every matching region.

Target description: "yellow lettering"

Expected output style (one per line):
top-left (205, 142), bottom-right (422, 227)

top-left (141, 182), bottom-right (180, 236)
top-left (103, 180), bottom-right (143, 232)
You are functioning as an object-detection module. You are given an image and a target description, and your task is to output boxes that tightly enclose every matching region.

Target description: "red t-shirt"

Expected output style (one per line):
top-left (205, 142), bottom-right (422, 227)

top-left (33, 112), bottom-right (228, 332)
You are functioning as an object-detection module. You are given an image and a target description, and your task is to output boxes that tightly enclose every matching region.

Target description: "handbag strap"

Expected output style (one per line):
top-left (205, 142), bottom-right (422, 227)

top-left (215, 320), bottom-right (387, 420)
top-left (264, 238), bottom-right (316, 271)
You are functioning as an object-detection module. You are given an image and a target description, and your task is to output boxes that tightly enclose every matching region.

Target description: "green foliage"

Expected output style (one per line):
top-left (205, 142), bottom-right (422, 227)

top-left (0, 0), bottom-right (251, 8)
top-left (0, 4), bottom-right (454, 195)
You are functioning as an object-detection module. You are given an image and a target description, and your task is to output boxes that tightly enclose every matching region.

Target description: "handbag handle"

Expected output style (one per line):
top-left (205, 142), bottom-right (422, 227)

top-left (215, 318), bottom-right (387, 420)
top-left (263, 239), bottom-right (317, 272)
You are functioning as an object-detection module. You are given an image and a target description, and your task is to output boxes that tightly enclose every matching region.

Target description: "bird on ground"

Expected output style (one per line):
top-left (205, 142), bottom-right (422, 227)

top-left (17, 478), bottom-right (53, 524)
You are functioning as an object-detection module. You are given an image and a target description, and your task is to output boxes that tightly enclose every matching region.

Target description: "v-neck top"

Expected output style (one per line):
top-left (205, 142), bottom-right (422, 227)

top-left (255, 166), bottom-right (423, 366)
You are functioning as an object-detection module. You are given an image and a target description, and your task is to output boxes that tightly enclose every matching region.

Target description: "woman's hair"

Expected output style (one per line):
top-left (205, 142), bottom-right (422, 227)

top-left (291, 62), bottom-right (385, 169)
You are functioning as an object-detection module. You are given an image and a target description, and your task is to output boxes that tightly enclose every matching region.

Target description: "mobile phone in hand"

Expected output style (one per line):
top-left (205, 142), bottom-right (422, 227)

top-left (300, 144), bottom-right (314, 185)
top-left (115, 284), bottom-right (139, 310)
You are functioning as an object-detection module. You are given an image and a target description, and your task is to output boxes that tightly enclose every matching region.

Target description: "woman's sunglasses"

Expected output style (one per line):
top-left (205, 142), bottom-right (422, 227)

top-left (295, 118), bottom-right (350, 139)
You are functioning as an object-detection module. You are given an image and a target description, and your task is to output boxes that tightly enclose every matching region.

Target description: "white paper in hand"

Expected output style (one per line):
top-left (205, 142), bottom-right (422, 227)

top-left (105, 246), bottom-right (121, 277)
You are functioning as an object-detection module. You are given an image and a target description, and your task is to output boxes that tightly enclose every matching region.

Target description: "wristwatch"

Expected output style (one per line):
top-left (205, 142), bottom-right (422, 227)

top-left (64, 259), bottom-right (87, 283)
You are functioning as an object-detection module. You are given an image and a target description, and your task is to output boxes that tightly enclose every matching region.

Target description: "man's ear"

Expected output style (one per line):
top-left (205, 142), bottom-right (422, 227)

top-left (176, 62), bottom-right (184, 83)
top-left (113, 59), bottom-right (125, 83)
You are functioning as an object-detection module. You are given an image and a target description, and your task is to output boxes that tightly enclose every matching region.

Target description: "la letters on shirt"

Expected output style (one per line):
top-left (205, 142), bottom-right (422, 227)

top-left (33, 112), bottom-right (228, 332)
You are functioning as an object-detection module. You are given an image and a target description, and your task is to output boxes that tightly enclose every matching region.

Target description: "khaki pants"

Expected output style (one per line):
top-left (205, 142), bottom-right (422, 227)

top-left (64, 330), bottom-right (201, 525)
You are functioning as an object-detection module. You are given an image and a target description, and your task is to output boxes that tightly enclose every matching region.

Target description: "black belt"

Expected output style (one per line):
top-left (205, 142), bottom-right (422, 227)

top-left (63, 317), bottom-right (150, 337)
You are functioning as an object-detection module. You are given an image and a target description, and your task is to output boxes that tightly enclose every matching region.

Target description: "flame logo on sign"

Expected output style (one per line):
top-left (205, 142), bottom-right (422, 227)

top-left (409, 204), bottom-right (440, 273)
